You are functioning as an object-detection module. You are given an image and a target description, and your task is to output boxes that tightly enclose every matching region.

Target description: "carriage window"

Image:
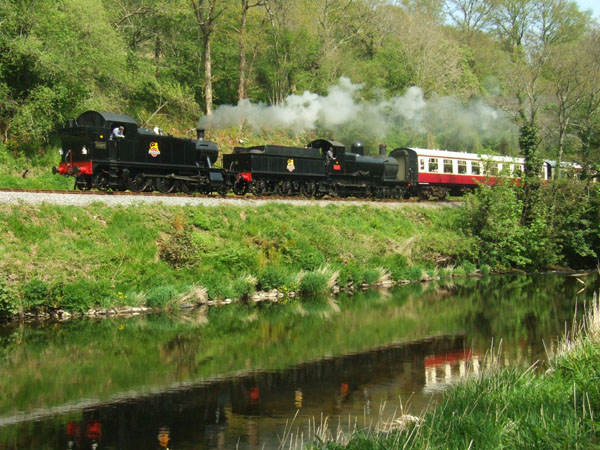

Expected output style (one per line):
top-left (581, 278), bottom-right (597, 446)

top-left (458, 160), bottom-right (467, 174)
top-left (428, 158), bottom-right (438, 172)
top-left (420, 158), bottom-right (426, 171)
top-left (471, 162), bottom-right (481, 175)
top-left (443, 159), bottom-right (453, 173)
top-left (489, 162), bottom-right (498, 175)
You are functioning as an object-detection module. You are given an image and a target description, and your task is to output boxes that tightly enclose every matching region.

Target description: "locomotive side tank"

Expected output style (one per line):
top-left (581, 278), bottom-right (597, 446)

top-left (54, 110), bottom-right (223, 193)
top-left (223, 144), bottom-right (327, 196)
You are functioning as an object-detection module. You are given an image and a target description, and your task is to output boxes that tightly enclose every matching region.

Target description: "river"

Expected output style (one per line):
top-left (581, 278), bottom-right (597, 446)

top-left (0, 273), bottom-right (597, 449)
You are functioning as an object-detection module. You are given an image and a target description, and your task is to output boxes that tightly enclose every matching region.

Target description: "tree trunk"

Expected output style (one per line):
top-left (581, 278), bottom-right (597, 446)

top-left (238, 0), bottom-right (249, 100)
top-left (204, 37), bottom-right (213, 115)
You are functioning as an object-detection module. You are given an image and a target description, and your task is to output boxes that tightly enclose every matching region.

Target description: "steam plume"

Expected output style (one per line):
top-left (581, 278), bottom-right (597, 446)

top-left (198, 77), bottom-right (515, 150)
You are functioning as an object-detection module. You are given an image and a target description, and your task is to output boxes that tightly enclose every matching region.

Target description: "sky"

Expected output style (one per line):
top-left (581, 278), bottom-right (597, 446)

top-left (576, 0), bottom-right (600, 20)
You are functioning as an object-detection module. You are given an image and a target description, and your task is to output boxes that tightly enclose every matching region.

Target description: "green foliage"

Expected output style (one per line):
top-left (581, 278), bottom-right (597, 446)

top-left (298, 271), bottom-right (329, 295)
top-left (57, 279), bottom-right (112, 313)
top-left (146, 285), bottom-right (180, 309)
top-left (0, 276), bottom-right (19, 320)
top-left (158, 228), bottom-right (198, 268)
top-left (462, 183), bottom-right (531, 269)
top-left (396, 266), bottom-right (423, 282)
top-left (22, 278), bottom-right (49, 312)
top-left (230, 276), bottom-right (256, 299)
top-left (462, 177), bottom-right (600, 270)
top-left (258, 265), bottom-right (291, 291)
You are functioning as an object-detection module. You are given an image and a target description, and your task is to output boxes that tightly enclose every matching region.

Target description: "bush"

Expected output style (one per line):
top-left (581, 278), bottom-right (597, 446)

top-left (362, 268), bottom-right (382, 285)
top-left (158, 228), bottom-right (198, 268)
top-left (22, 278), bottom-right (49, 312)
top-left (146, 285), bottom-right (180, 308)
top-left (396, 266), bottom-right (423, 281)
top-left (0, 277), bottom-right (20, 320)
top-left (455, 261), bottom-right (477, 276)
top-left (258, 265), bottom-right (290, 291)
top-left (299, 271), bottom-right (329, 295)
top-left (230, 276), bottom-right (256, 299)
top-left (57, 279), bottom-right (111, 312)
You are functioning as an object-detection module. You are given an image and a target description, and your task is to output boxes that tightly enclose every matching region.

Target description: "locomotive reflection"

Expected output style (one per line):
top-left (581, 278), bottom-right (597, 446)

top-left (51, 334), bottom-right (538, 449)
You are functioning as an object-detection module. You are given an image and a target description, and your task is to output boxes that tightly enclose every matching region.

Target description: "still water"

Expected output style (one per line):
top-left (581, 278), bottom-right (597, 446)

top-left (0, 273), bottom-right (598, 449)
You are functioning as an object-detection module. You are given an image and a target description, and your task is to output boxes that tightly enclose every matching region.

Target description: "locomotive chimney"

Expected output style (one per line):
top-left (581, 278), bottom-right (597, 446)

top-left (351, 142), bottom-right (364, 155)
top-left (196, 128), bottom-right (205, 140)
top-left (379, 144), bottom-right (387, 157)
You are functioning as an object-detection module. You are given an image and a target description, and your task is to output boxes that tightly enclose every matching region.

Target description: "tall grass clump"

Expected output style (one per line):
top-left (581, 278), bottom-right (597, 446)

top-left (299, 267), bottom-right (338, 295)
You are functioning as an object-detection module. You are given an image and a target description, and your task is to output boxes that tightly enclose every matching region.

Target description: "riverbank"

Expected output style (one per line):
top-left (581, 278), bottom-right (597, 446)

top-left (311, 294), bottom-right (600, 449)
top-left (0, 200), bottom-right (482, 320)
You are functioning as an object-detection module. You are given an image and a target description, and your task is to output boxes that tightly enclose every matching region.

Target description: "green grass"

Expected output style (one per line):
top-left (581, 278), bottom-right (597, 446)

top-left (0, 200), bottom-right (481, 317)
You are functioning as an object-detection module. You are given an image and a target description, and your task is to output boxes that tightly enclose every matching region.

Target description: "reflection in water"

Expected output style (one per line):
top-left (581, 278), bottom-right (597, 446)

top-left (0, 273), bottom-right (597, 449)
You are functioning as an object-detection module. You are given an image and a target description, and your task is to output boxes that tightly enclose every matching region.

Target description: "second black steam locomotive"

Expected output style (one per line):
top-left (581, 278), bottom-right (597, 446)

top-left (54, 110), bottom-right (409, 199)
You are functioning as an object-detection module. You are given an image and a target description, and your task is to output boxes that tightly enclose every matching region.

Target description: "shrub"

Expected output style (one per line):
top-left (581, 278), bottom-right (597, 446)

top-left (146, 285), bottom-right (180, 308)
top-left (158, 228), bottom-right (198, 268)
top-left (455, 261), bottom-right (477, 276)
top-left (230, 275), bottom-right (256, 299)
top-left (58, 279), bottom-right (111, 312)
top-left (362, 268), bottom-right (382, 285)
top-left (258, 266), bottom-right (290, 291)
top-left (0, 276), bottom-right (19, 320)
top-left (299, 271), bottom-right (329, 295)
top-left (397, 266), bottom-right (423, 281)
top-left (22, 278), bottom-right (49, 312)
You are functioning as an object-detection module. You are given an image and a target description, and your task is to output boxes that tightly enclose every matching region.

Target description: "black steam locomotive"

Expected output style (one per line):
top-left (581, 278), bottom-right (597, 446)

top-left (54, 111), bottom-right (225, 194)
top-left (223, 140), bottom-right (405, 198)
top-left (54, 111), bottom-right (408, 199)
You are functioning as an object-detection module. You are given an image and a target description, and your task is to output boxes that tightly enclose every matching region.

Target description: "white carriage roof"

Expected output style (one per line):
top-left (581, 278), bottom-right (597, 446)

top-left (404, 147), bottom-right (525, 164)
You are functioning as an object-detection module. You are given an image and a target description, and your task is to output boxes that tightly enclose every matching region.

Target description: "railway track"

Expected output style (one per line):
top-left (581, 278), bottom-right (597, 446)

top-left (0, 187), bottom-right (456, 208)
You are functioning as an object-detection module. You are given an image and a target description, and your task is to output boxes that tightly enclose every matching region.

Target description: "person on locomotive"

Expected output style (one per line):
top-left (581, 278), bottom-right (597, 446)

top-left (326, 147), bottom-right (335, 162)
top-left (110, 125), bottom-right (125, 140)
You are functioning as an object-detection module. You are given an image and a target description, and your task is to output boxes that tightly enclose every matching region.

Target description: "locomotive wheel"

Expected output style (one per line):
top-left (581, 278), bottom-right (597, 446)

top-left (392, 187), bottom-right (404, 200)
top-left (276, 181), bottom-right (293, 196)
top-left (300, 182), bottom-right (316, 197)
top-left (233, 180), bottom-right (248, 195)
top-left (250, 180), bottom-right (266, 197)
top-left (75, 178), bottom-right (92, 190)
top-left (156, 177), bottom-right (176, 194)
top-left (127, 173), bottom-right (152, 192)
top-left (92, 172), bottom-right (109, 191)
top-left (218, 185), bottom-right (229, 197)
top-left (177, 180), bottom-right (192, 193)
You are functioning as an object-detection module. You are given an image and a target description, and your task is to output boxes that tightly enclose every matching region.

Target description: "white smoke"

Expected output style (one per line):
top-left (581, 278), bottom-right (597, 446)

top-left (198, 77), bottom-right (515, 149)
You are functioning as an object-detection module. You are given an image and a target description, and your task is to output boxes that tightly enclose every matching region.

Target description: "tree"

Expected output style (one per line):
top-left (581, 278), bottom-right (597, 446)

top-left (190, 0), bottom-right (227, 115)
top-left (445, 0), bottom-right (493, 37)
top-left (545, 40), bottom-right (589, 173)
top-left (0, 0), bottom-right (130, 150)
top-left (237, 0), bottom-right (266, 100)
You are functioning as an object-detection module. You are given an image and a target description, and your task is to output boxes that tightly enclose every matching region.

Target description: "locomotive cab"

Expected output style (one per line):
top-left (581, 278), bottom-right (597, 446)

top-left (307, 139), bottom-right (345, 173)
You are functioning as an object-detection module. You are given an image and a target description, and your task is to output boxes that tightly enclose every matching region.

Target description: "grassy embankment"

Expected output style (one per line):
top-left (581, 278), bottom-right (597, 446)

top-left (0, 197), bottom-right (480, 320)
top-left (0, 140), bottom-right (483, 319)
top-left (309, 296), bottom-right (600, 449)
